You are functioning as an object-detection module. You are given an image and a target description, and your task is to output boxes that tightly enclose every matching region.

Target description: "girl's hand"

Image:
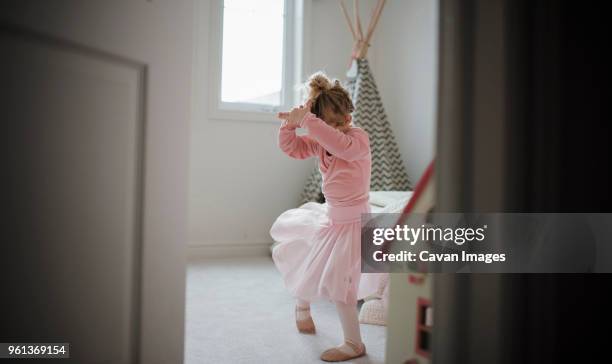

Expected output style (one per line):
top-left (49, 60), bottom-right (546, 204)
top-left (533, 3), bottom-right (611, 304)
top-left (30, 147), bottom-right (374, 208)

top-left (277, 100), bottom-right (312, 128)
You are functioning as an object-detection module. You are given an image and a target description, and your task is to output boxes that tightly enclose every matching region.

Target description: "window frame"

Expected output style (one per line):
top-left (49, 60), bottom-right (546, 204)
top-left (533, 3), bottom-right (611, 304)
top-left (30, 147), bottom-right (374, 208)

top-left (208, 0), bottom-right (307, 123)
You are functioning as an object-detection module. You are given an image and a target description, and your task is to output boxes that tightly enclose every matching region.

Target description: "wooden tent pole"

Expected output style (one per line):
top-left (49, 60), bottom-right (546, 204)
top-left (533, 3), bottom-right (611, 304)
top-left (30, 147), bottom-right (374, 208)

top-left (354, 0), bottom-right (364, 40)
top-left (339, 0), bottom-right (357, 41)
top-left (365, 0), bottom-right (386, 44)
top-left (340, 0), bottom-right (386, 59)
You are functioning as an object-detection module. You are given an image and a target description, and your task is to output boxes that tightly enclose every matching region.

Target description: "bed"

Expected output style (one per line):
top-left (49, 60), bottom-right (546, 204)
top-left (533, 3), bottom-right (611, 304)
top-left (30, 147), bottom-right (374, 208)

top-left (368, 191), bottom-right (413, 213)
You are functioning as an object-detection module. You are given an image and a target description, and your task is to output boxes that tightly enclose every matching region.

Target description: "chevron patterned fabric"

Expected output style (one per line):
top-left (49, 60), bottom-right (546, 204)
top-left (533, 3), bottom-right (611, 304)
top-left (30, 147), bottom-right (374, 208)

top-left (301, 59), bottom-right (412, 204)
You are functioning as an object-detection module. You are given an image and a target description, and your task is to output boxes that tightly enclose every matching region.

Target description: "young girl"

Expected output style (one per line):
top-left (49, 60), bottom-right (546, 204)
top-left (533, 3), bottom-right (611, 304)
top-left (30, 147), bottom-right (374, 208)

top-left (270, 73), bottom-right (371, 362)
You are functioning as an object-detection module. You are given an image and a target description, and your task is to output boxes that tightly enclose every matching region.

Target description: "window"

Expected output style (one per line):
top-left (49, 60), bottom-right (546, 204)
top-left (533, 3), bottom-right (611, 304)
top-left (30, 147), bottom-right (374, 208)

top-left (221, 0), bottom-right (284, 107)
top-left (209, 0), bottom-right (306, 121)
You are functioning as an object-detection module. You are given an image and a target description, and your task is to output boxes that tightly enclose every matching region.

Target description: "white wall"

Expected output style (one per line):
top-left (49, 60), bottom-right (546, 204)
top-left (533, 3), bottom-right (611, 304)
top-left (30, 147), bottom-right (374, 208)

top-left (188, 0), bottom-right (354, 252)
top-left (309, 0), bottom-right (374, 77)
top-left (371, 0), bottom-right (438, 183)
top-left (188, 0), bottom-right (438, 253)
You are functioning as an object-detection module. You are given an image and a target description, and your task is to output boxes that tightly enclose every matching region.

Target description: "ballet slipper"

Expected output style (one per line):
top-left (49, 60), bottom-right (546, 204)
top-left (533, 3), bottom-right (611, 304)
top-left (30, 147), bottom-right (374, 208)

top-left (295, 306), bottom-right (316, 334)
top-left (320, 340), bottom-right (366, 362)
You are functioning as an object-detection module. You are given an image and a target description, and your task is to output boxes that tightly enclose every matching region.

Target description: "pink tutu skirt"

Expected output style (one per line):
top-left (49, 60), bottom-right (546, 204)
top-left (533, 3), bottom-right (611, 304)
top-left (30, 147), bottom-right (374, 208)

top-left (270, 200), bottom-right (380, 305)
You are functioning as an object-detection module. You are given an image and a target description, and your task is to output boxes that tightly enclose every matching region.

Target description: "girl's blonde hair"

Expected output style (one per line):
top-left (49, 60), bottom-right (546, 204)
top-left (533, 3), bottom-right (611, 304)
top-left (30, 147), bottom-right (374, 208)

top-left (306, 72), bottom-right (354, 128)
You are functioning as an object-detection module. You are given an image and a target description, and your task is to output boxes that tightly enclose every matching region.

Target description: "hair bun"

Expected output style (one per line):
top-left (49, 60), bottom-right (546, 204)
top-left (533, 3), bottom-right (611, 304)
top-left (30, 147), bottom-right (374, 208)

top-left (308, 73), bottom-right (332, 99)
top-left (306, 71), bottom-right (354, 121)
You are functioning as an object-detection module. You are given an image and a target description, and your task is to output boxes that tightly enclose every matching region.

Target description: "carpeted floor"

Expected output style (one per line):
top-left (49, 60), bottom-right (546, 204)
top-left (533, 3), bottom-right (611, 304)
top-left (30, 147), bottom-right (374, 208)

top-left (185, 256), bottom-right (386, 364)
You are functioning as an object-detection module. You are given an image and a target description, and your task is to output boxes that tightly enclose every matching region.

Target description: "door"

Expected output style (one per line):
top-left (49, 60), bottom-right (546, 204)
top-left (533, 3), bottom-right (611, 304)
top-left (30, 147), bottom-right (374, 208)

top-left (1, 1), bottom-right (193, 363)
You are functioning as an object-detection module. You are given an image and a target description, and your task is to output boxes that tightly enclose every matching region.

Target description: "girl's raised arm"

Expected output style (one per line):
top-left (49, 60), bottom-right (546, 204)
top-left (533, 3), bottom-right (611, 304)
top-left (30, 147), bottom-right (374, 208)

top-left (278, 121), bottom-right (320, 160)
top-left (300, 112), bottom-right (370, 161)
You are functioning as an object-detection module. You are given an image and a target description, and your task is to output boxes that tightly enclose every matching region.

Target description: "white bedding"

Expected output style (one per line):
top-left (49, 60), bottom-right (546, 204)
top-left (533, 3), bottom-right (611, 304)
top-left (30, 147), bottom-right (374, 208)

top-left (369, 191), bottom-right (413, 213)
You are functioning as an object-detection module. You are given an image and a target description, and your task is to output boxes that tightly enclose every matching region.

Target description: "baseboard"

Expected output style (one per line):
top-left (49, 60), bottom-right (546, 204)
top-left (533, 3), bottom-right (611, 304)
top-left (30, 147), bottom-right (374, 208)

top-left (187, 242), bottom-right (273, 260)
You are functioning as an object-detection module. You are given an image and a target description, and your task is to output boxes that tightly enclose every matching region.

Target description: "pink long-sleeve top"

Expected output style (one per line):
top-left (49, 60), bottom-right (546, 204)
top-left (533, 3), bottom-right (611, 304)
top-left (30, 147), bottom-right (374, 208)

top-left (278, 112), bottom-right (371, 207)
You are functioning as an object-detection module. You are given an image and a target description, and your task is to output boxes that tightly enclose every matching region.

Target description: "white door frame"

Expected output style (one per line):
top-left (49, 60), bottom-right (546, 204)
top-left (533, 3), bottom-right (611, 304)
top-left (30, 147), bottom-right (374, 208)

top-left (1, 2), bottom-right (193, 362)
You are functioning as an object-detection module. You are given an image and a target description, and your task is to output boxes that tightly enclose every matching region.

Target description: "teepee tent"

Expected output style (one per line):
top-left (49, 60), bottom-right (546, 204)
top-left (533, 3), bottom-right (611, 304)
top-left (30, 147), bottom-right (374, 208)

top-left (301, 0), bottom-right (412, 203)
